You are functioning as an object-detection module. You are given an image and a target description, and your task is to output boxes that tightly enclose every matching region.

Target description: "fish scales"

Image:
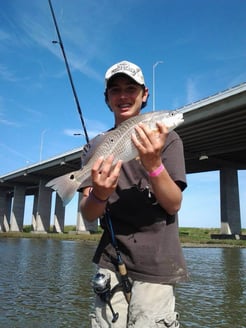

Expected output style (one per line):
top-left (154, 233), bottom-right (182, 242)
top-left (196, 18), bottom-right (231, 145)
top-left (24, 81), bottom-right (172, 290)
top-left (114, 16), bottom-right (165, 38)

top-left (46, 110), bottom-right (184, 205)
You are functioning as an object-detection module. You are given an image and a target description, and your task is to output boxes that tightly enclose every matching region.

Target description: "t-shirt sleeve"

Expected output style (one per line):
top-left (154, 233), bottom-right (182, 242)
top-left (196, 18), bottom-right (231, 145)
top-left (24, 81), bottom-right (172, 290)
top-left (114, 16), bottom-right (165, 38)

top-left (162, 131), bottom-right (187, 192)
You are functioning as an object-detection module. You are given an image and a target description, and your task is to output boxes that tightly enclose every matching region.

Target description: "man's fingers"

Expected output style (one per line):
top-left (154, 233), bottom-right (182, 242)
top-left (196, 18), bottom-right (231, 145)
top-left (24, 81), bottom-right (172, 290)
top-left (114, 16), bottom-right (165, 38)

top-left (92, 156), bottom-right (104, 171)
top-left (92, 155), bottom-right (122, 181)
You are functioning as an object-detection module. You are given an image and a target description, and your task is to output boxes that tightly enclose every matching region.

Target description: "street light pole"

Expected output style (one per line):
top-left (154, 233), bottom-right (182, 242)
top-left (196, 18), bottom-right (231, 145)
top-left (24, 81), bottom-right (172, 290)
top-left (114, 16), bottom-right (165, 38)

top-left (39, 129), bottom-right (47, 162)
top-left (152, 61), bottom-right (163, 111)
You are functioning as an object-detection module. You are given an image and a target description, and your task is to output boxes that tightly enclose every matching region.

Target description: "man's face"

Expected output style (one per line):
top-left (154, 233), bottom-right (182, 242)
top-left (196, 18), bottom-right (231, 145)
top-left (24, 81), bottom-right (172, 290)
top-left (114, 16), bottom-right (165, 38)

top-left (106, 75), bottom-right (148, 125)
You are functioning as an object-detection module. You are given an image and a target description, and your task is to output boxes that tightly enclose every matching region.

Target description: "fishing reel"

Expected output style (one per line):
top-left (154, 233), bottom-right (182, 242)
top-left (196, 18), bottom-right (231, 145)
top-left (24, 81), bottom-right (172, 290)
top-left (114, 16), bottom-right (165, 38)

top-left (92, 272), bottom-right (119, 323)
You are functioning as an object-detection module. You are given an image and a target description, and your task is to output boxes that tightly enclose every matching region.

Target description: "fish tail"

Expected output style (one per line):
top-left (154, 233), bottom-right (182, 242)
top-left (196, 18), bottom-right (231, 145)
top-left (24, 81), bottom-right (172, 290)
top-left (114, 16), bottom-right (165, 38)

top-left (46, 172), bottom-right (81, 206)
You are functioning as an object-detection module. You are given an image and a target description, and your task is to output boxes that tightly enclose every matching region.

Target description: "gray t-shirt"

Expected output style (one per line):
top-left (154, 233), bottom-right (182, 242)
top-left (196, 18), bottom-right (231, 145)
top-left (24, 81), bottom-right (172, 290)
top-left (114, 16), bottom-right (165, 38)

top-left (82, 130), bottom-right (188, 284)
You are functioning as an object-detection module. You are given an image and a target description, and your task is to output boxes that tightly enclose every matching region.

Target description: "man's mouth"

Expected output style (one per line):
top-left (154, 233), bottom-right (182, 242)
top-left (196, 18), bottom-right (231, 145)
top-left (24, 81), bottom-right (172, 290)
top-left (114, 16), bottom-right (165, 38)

top-left (119, 103), bottom-right (131, 110)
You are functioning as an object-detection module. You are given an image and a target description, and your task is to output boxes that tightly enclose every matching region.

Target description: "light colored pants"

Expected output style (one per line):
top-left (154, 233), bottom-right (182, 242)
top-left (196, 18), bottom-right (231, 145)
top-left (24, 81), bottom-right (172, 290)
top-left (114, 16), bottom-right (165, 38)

top-left (90, 268), bottom-right (180, 328)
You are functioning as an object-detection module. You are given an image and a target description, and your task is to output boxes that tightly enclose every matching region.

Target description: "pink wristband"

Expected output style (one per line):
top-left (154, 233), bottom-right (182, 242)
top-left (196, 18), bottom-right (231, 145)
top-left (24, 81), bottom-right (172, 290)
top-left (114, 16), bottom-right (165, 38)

top-left (148, 163), bottom-right (164, 177)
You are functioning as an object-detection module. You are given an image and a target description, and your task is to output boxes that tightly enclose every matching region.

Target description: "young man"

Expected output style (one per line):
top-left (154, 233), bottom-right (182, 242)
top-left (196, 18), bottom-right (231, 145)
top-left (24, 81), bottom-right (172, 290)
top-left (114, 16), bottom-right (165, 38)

top-left (80, 60), bottom-right (188, 327)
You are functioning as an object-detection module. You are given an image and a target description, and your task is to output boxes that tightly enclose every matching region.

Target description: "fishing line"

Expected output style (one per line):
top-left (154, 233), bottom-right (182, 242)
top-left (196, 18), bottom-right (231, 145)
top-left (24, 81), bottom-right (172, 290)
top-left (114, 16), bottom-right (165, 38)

top-left (48, 0), bottom-right (90, 144)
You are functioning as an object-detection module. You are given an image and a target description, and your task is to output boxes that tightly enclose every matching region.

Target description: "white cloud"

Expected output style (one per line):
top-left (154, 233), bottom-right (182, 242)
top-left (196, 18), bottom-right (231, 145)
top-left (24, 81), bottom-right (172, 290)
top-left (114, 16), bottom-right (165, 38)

top-left (186, 77), bottom-right (199, 104)
top-left (0, 118), bottom-right (19, 126)
top-left (0, 64), bottom-right (18, 82)
top-left (0, 143), bottom-right (33, 162)
top-left (63, 118), bottom-right (109, 139)
top-left (0, 29), bottom-right (10, 41)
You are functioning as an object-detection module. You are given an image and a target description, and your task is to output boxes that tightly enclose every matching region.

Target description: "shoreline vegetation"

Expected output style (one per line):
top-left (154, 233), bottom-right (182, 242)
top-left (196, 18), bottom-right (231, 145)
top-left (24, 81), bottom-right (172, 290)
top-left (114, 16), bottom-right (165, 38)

top-left (0, 226), bottom-right (246, 247)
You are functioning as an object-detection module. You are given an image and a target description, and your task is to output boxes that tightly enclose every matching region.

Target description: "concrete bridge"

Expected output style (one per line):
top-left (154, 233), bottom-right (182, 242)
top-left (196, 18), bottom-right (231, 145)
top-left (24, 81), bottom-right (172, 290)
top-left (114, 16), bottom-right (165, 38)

top-left (1, 83), bottom-right (246, 235)
top-left (0, 147), bottom-right (97, 233)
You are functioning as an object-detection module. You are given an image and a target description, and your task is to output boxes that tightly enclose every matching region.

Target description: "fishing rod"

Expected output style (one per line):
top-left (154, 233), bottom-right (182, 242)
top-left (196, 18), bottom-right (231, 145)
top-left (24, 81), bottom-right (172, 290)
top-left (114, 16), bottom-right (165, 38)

top-left (105, 210), bottom-right (132, 303)
top-left (92, 209), bottom-right (132, 323)
top-left (48, 0), bottom-right (90, 144)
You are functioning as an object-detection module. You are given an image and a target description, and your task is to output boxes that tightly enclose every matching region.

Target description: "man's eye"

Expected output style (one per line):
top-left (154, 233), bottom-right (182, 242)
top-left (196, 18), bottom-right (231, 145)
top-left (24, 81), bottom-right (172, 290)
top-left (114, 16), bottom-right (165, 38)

top-left (109, 88), bottom-right (120, 94)
top-left (127, 86), bottom-right (137, 92)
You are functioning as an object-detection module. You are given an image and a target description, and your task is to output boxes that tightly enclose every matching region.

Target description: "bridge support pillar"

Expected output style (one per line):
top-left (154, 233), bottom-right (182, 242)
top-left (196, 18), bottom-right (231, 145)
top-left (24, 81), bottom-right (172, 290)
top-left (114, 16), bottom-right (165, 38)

top-left (34, 180), bottom-right (52, 233)
top-left (220, 168), bottom-right (241, 235)
top-left (76, 193), bottom-right (98, 233)
top-left (32, 193), bottom-right (38, 231)
top-left (10, 185), bottom-right (26, 232)
top-left (53, 194), bottom-right (65, 233)
top-left (0, 190), bottom-right (11, 232)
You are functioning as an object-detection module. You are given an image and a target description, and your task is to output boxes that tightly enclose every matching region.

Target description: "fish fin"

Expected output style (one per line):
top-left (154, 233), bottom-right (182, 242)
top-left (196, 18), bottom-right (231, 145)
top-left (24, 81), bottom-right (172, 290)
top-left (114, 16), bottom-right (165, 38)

top-left (46, 172), bottom-right (81, 206)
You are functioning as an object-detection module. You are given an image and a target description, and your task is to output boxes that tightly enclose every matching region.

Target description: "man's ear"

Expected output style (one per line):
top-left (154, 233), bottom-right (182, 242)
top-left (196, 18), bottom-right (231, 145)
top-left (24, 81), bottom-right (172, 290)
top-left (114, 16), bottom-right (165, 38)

top-left (141, 88), bottom-right (149, 110)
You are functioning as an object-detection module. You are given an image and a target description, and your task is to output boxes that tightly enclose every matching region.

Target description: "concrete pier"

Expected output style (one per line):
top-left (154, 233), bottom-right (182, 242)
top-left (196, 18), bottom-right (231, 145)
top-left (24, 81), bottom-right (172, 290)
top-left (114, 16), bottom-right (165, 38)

top-left (76, 193), bottom-right (98, 233)
top-left (0, 189), bottom-right (11, 232)
top-left (220, 168), bottom-right (241, 235)
top-left (53, 194), bottom-right (65, 233)
top-left (33, 180), bottom-right (52, 233)
top-left (10, 185), bottom-right (26, 232)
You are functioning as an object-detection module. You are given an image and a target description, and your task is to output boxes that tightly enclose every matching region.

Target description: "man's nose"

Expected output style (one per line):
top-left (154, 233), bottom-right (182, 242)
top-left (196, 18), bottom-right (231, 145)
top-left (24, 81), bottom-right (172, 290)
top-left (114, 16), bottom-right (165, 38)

top-left (119, 89), bottom-right (128, 98)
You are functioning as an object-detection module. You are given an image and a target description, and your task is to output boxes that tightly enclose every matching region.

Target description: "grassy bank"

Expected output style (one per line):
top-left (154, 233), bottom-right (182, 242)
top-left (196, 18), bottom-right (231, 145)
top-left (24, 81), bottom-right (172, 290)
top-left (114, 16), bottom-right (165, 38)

top-left (1, 226), bottom-right (246, 247)
top-left (179, 227), bottom-right (246, 247)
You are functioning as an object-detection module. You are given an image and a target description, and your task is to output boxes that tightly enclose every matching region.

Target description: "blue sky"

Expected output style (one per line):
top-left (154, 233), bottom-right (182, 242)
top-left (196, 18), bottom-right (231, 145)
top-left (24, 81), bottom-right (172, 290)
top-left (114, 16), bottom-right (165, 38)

top-left (0, 0), bottom-right (246, 228)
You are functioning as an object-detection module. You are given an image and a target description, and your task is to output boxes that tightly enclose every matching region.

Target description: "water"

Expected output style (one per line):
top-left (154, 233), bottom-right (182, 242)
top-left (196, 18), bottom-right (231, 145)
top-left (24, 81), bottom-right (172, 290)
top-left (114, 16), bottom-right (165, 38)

top-left (176, 248), bottom-right (246, 327)
top-left (0, 239), bottom-right (245, 328)
top-left (0, 239), bottom-right (96, 328)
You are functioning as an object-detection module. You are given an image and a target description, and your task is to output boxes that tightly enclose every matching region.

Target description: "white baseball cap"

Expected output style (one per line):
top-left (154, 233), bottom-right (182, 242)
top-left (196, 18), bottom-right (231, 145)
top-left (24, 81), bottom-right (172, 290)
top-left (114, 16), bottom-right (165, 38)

top-left (105, 60), bottom-right (145, 88)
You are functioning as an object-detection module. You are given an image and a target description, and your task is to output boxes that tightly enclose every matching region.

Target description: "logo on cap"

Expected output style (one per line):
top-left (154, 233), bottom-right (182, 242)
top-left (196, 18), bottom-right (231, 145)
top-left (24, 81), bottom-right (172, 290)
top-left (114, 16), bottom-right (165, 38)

top-left (105, 60), bottom-right (145, 87)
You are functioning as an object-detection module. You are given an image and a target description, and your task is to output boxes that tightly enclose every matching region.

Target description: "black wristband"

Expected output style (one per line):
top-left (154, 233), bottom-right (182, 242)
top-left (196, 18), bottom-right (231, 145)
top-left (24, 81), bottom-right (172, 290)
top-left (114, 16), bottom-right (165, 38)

top-left (89, 189), bottom-right (109, 203)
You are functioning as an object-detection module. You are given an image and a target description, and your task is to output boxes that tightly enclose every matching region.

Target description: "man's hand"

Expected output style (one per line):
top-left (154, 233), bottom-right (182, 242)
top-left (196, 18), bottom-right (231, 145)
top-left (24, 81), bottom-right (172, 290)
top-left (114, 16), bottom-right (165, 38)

top-left (91, 155), bottom-right (122, 201)
top-left (131, 122), bottom-right (168, 173)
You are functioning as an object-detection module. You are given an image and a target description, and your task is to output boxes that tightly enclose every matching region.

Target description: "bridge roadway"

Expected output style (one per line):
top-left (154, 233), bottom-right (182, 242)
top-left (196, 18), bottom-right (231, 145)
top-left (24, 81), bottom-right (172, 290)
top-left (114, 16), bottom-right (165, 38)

top-left (0, 83), bottom-right (246, 235)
